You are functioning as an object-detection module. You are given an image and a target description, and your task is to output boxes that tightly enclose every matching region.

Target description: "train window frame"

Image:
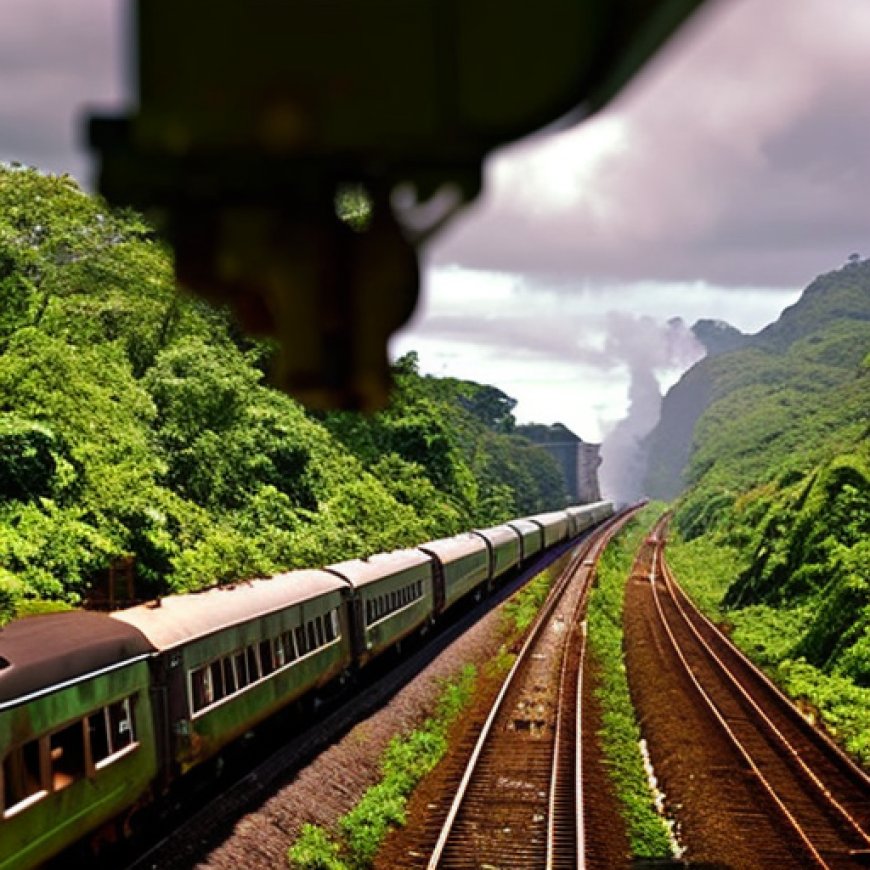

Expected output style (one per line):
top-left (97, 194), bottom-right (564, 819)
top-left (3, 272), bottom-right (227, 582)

top-left (49, 721), bottom-right (86, 792)
top-left (189, 602), bottom-right (346, 718)
top-left (259, 639), bottom-right (275, 676)
top-left (90, 697), bottom-right (137, 770)
top-left (2, 738), bottom-right (48, 818)
top-left (2, 694), bottom-right (139, 818)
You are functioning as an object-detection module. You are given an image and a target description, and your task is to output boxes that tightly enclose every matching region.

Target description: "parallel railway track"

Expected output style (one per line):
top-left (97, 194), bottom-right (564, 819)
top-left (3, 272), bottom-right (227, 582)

top-left (423, 509), bottom-right (637, 869)
top-left (646, 516), bottom-right (870, 869)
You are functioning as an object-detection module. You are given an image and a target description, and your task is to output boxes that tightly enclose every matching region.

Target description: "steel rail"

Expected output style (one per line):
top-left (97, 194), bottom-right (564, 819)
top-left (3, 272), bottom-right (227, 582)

top-left (659, 553), bottom-right (870, 854)
top-left (427, 509), bottom-right (636, 869)
top-left (646, 536), bottom-right (829, 868)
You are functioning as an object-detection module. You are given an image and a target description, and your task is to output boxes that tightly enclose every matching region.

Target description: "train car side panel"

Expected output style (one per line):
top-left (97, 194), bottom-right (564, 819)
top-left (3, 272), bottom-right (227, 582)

top-left (167, 592), bottom-right (352, 773)
top-left (471, 526), bottom-right (521, 581)
top-left (0, 660), bottom-right (156, 870)
top-left (417, 534), bottom-right (489, 613)
top-left (328, 551), bottom-right (434, 667)
top-left (507, 519), bottom-right (544, 560)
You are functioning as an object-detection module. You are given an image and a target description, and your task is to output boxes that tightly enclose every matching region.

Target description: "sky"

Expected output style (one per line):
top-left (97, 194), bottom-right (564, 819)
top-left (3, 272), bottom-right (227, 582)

top-left (2, 0), bottom-right (869, 496)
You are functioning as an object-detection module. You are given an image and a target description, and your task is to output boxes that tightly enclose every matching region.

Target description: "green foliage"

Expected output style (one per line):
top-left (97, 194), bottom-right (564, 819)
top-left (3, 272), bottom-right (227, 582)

top-left (502, 563), bottom-right (559, 633)
top-left (587, 506), bottom-right (674, 859)
top-left (287, 665), bottom-right (477, 869)
top-left (288, 824), bottom-right (347, 870)
top-left (645, 261), bottom-right (870, 763)
top-left (0, 167), bottom-right (572, 612)
top-left (666, 533), bottom-right (870, 766)
top-left (0, 417), bottom-right (58, 501)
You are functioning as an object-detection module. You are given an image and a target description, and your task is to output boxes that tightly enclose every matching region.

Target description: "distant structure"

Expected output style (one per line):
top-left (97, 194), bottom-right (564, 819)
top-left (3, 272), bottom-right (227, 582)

top-left (517, 423), bottom-right (602, 503)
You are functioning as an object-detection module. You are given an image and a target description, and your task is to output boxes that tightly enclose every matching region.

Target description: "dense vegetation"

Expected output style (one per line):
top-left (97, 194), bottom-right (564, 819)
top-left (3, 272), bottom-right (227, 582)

top-left (646, 260), bottom-right (870, 761)
top-left (587, 504), bottom-right (675, 859)
top-left (0, 167), bottom-right (567, 620)
top-left (288, 665), bottom-right (478, 870)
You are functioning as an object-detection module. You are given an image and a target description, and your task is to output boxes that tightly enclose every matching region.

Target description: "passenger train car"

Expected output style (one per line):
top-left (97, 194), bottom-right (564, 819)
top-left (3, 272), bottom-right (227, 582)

top-left (0, 501), bottom-right (612, 868)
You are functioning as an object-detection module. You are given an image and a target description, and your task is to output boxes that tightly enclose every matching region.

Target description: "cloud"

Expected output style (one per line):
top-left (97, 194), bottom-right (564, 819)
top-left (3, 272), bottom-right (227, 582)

top-left (0, 0), bottom-right (126, 183)
top-left (430, 0), bottom-right (870, 288)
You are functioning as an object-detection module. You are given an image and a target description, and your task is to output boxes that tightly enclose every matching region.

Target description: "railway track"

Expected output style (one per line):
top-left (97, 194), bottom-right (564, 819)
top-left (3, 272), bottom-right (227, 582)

top-left (95, 531), bottom-right (596, 870)
top-left (423, 509), bottom-right (637, 869)
top-left (646, 516), bottom-right (870, 869)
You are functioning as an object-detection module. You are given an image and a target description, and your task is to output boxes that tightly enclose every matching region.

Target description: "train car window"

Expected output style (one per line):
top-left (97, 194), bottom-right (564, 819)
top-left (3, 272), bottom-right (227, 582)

top-left (273, 636), bottom-right (287, 667)
top-left (90, 696), bottom-right (137, 761)
top-left (191, 667), bottom-right (211, 711)
top-left (307, 621), bottom-right (317, 652)
top-left (234, 651), bottom-right (250, 689)
top-left (209, 660), bottom-right (226, 702)
top-left (259, 640), bottom-right (275, 676)
top-left (3, 740), bottom-right (44, 814)
top-left (295, 626), bottom-right (308, 656)
top-left (49, 722), bottom-right (85, 791)
top-left (390, 591), bottom-right (397, 611)
top-left (247, 645), bottom-right (260, 680)
top-left (285, 630), bottom-right (297, 661)
top-left (366, 599), bottom-right (373, 625)
top-left (88, 710), bottom-right (111, 764)
top-left (314, 616), bottom-right (325, 647)
top-left (324, 611), bottom-right (336, 642)
top-left (223, 657), bottom-right (237, 694)
top-left (107, 698), bottom-right (135, 754)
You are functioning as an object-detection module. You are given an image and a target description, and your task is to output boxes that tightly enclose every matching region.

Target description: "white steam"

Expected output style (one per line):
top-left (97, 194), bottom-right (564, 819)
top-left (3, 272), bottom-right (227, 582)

top-left (598, 315), bottom-right (704, 503)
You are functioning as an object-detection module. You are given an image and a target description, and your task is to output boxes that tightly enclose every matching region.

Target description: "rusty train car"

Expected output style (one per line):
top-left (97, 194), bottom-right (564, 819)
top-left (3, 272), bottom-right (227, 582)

top-left (0, 501), bottom-right (612, 868)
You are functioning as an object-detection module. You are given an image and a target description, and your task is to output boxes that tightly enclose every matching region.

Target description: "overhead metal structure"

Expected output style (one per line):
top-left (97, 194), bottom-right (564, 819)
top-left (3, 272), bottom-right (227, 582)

top-left (90, 0), bottom-right (706, 410)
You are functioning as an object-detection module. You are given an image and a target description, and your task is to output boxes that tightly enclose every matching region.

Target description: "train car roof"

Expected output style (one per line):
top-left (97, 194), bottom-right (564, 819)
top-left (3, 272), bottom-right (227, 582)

top-left (112, 569), bottom-right (348, 651)
top-left (507, 518), bottom-right (541, 534)
top-left (417, 533), bottom-right (487, 562)
top-left (473, 525), bottom-right (521, 545)
top-left (0, 611), bottom-right (154, 706)
top-left (524, 510), bottom-right (569, 527)
top-left (327, 549), bottom-right (432, 589)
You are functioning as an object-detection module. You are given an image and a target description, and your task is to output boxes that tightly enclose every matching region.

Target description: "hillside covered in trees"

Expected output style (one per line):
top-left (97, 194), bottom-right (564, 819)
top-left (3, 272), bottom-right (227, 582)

top-left (0, 167), bottom-right (568, 621)
top-left (645, 261), bottom-right (870, 759)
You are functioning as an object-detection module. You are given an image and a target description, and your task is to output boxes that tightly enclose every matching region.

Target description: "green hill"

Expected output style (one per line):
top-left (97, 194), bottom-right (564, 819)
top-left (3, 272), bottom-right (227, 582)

top-left (0, 167), bottom-right (567, 621)
top-left (644, 261), bottom-right (870, 762)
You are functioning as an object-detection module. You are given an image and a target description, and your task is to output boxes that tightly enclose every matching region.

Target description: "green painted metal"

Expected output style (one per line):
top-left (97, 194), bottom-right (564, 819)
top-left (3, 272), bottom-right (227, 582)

top-left (167, 589), bottom-right (354, 772)
top-left (0, 661), bottom-right (156, 870)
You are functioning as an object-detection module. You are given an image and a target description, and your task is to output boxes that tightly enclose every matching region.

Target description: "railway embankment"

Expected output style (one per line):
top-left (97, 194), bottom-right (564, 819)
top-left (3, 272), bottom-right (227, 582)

top-left (623, 517), bottom-right (870, 868)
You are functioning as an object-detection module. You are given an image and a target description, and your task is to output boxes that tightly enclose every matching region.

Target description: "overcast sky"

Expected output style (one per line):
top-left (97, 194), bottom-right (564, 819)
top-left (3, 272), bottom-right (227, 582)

top-left (2, 0), bottom-right (869, 486)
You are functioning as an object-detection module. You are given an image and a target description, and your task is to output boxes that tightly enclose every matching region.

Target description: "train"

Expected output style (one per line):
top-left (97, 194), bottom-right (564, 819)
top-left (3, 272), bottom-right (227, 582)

top-left (0, 500), bottom-right (613, 868)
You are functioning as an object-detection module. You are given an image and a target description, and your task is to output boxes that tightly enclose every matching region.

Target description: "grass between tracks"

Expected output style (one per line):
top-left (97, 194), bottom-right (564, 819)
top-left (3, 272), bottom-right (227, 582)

top-left (586, 504), bottom-right (675, 859)
top-left (666, 535), bottom-right (870, 766)
top-left (287, 664), bottom-right (477, 870)
top-left (288, 559), bottom-right (565, 869)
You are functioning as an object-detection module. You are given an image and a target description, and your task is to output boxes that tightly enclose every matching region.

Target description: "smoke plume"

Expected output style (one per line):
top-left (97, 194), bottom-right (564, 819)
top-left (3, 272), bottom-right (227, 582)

top-left (598, 315), bottom-right (703, 503)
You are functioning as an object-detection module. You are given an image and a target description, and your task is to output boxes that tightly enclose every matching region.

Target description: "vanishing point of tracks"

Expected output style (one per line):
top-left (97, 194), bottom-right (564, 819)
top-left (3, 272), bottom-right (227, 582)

top-left (423, 509), bottom-right (637, 870)
top-left (643, 515), bottom-right (870, 869)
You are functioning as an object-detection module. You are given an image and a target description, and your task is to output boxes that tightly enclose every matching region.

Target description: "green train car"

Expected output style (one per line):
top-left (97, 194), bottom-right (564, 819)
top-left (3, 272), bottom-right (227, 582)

top-left (0, 613), bottom-right (157, 869)
top-left (327, 550), bottom-right (435, 666)
top-left (114, 570), bottom-right (353, 775)
top-left (0, 501), bottom-right (614, 867)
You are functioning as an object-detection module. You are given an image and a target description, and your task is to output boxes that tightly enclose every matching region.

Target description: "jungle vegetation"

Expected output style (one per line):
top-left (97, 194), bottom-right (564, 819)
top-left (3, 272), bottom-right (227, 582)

top-left (0, 166), bottom-right (568, 620)
top-left (646, 260), bottom-right (870, 762)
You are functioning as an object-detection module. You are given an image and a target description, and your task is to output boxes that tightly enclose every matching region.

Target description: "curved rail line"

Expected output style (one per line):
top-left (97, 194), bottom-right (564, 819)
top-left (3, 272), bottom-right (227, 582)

top-left (426, 509), bottom-right (637, 870)
top-left (647, 516), bottom-right (870, 870)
